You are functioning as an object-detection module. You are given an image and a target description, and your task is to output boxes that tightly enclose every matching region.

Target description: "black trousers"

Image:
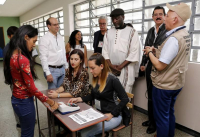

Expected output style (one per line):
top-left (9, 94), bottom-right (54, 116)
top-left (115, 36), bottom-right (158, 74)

top-left (145, 61), bottom-right (156, 127)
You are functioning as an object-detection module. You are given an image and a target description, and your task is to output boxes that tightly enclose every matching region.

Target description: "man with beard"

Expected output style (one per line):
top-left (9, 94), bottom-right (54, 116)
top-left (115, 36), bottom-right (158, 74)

top-left (102, 8), bottom-right (141, 93)
top-left (140, 6), bottom-right (167, 134)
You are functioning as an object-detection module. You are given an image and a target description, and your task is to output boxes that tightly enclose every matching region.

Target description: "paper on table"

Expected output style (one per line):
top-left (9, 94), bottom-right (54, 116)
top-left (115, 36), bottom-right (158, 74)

top-left (69, 108), bottom-right (104, 125)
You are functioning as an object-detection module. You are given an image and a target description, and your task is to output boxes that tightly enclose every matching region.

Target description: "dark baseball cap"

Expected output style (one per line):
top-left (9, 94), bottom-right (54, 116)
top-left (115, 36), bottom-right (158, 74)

top-left (110, 8), bottom-right (124, 17)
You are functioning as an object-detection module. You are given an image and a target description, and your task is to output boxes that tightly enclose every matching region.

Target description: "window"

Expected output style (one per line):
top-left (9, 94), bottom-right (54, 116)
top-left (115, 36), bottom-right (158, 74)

top-left (74, 0), bottom-right (200, 63)
top-left (21, 10), bottom-right (64, 45)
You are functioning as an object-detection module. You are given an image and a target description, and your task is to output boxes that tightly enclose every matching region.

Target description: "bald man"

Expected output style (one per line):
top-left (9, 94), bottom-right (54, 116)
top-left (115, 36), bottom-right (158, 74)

top-left (143, 3), bottom-right (191, 137)
top-left (39, 17), bottom-right (68, 90)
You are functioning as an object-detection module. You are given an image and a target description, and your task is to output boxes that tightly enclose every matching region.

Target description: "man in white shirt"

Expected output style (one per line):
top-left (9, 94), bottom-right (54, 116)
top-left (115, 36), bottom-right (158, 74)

top-left (39, 17), bottom-right (67, 89)
top-left (102, 8), bottom-right (142, 93)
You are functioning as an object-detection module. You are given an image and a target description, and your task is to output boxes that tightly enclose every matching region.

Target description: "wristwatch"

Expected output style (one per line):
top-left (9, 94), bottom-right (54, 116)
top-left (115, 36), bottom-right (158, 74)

top-left (57, 93), bottom-right (60, 98)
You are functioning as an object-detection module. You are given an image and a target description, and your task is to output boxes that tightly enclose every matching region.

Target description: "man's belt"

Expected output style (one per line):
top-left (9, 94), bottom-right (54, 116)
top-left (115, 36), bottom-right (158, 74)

top-left (48, 65), bottom-right (63, 68)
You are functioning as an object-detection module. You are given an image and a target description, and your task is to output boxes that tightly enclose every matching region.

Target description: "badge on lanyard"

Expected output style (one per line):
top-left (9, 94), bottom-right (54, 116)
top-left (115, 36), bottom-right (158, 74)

top-left (95, 99), bottom-right (101, 110)
top-left (98, 41), bottom-right (103, 48)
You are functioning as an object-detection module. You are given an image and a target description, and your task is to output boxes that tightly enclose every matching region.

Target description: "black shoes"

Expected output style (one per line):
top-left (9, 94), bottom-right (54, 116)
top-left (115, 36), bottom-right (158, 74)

top-left (142, 120), bottom-right (150, 127)
top-left (16, 124), bottom-right (21, 128)
top-left (142, 121), bottom-right (156, 134)
top-left (146, 125), bottom-right (156, 134)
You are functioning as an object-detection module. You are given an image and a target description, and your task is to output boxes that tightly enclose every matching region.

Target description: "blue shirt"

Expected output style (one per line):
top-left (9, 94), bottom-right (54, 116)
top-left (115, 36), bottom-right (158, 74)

top-left (159, 26), bottom-right (185, 64)
top-left (3, 43), bottom-right (9, 60)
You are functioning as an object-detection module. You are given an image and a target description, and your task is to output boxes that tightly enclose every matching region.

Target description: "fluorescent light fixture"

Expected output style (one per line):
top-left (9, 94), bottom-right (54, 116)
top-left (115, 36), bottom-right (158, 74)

top-left (0, 0), bottom-right (6, 5)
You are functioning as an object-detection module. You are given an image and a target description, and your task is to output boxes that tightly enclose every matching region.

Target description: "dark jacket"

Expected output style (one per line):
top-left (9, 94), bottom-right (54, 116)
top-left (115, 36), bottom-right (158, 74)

top-left (93, 30), bottom-right (101, 53)
top-left (141, 24), bottom-right (167, 66)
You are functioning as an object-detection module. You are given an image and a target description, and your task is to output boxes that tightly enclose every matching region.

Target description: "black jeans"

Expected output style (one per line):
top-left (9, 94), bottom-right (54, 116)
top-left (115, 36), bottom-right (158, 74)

top-left (145, 61), bottom-right (156, 127)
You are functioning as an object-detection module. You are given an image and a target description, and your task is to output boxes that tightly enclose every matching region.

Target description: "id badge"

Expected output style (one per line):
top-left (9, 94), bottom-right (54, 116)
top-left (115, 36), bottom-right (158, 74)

top-left (95, 99), bottom-right (101, 110)
top-left (98, 41), bottom-right (103, 48)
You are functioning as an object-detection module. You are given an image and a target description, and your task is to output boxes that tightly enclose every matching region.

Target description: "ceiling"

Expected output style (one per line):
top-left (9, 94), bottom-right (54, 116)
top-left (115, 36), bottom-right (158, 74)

top-left (0, 0), bottom-right (47, 17)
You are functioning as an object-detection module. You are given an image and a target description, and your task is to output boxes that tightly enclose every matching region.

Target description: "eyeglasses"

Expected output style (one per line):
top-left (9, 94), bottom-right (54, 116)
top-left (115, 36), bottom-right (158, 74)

top-left (153, 13), bottom-right (164, 17)
top-left (99, 23), bottom-right (106, 26)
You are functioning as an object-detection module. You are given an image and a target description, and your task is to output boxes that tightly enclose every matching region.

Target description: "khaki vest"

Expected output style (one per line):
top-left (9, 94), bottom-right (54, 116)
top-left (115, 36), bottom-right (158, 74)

top-left (151, 28), bottom-right (191, 90)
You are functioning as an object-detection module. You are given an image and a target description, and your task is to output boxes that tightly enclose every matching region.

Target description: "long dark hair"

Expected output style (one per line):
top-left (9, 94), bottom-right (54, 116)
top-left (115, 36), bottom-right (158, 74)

top-left (89, 53), bottom-right (110, 92)
top-left (68, 49), bottom-right (84, 81)
top-left (68, 30), bottom-right (84, 49)
top-left (4, 25), bottom-right (38, 85)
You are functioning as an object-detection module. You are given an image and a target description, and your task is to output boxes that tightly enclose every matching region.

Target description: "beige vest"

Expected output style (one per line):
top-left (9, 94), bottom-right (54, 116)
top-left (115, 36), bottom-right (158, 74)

top-left (151, 28), bottom-right (191, 90)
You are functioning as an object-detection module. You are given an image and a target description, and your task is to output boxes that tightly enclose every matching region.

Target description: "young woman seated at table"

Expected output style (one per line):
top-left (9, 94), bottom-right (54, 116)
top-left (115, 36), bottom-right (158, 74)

top-left (48, 49), bottom-right (90, 99)
top-left (3, 25), bottom-right (59, 137)
top-left (69, 53), bottom-right (129, 137)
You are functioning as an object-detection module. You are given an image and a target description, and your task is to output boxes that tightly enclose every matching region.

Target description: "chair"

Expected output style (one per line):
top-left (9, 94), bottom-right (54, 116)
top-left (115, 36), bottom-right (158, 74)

top-left (112, 92), bottom-right (134, 137)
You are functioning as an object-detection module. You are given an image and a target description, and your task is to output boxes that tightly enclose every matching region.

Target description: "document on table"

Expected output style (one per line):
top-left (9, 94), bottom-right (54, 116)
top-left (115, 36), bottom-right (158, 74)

top-left (69, 108), bottom-right (104, 125)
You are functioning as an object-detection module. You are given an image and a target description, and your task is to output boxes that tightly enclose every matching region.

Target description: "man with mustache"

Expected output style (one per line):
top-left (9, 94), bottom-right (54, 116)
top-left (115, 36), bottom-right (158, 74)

top-left (93, 16), bottom-right (108, 54)
top-left (140, 6), bottom-right (167, 134)
top-left (102, 8), bottom-right (141, 93)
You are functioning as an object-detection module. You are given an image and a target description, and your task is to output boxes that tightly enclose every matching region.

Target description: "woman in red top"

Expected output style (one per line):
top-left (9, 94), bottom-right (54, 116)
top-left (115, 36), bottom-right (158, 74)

top-left (4, 25), bottom-right (59, 137)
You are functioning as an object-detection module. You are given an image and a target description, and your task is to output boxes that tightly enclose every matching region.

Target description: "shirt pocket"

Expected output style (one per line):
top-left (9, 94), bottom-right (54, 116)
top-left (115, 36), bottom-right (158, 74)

top-left (118, 38), bottom-right (129, 53)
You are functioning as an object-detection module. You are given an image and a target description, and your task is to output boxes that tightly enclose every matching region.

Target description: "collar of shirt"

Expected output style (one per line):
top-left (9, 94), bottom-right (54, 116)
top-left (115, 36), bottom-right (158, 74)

top-left (115, 23), bottom-right (126, 30)
top-left (47, 31), bottom-right (59, 38)
top-left (166, 26), bottom-right (185, 37)
top-left (154, 23), bottom-right (164, 35)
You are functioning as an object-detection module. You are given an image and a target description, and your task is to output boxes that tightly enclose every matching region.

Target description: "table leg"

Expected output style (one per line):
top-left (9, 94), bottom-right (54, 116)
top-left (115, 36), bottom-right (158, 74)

top-left (72, 132), bottom-right (76, 137)
top-left (47, 109), bottom-right (52, 137)
top-left (51, 113), bottom-right (56, 137)
top-left (102, 121), bottom-right (105, 137)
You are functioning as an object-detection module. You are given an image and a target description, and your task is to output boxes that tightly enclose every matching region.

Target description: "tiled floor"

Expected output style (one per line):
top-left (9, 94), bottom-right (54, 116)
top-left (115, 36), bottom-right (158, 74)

top-left (0, 62), bottom-right (193, 137)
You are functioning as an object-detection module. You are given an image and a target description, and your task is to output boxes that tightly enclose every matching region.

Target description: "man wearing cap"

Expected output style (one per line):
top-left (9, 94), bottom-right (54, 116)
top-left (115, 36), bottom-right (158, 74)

top-left (102, 8), bottom-right (141, 93)
top-left (143, 3), bottom-right (191, 137)
top-left (140, 6), bottom-right (167, 134)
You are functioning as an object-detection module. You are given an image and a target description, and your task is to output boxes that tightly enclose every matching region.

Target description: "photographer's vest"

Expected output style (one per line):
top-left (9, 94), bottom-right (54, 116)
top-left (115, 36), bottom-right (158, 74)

top-left (151, 28), bottom-right (191, 90)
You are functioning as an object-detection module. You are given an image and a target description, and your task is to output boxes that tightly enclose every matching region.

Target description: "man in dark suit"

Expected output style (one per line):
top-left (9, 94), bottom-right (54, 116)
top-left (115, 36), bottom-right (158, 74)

top-left (140, 6), bottom-right (167, 134)
top-left (93, 16), bottom-right (108, 53)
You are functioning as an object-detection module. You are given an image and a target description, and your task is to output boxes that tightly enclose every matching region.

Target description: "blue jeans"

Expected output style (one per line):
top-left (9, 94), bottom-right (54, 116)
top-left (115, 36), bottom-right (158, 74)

top-left (152, 86), bottom-right (182, 137)
top-left (11, 96), bottom-right (35, 137)
top-left (45, 66), bottom-right (65, 89)
top-left (81, 115), bottom-right (122, 137)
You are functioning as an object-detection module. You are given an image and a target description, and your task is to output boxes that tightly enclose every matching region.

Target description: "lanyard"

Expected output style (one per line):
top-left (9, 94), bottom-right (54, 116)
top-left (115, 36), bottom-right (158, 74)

top-left (166, 26), bottom-right (186, 38)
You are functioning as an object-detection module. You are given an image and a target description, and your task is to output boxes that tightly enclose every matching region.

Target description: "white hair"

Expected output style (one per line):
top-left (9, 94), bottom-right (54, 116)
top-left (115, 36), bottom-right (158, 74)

top-left (98, 16), bottom-right (108, 23)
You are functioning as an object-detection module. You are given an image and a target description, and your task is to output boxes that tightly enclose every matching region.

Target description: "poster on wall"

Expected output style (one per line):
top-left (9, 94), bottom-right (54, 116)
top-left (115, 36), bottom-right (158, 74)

top-left (0, 27), bottom-right (5, 59)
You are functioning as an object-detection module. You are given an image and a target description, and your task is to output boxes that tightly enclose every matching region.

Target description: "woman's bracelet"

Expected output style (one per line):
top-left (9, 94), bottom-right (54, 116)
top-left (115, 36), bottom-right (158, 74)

top-left (50, 100), bottom-right (55, 107)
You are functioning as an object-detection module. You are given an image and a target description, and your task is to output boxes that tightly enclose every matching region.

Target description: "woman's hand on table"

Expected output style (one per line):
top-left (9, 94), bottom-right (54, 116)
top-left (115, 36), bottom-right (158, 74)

top-left (48, 90), bottom-right (58, 98)
top-left (46, 98), bottom-right (59, 111)
top-left (50, 101), bottom-right (59, 111)
top-left (105, 113), bottom-right (113, 121)
top-left (68, 97), bottom-right (82, 103)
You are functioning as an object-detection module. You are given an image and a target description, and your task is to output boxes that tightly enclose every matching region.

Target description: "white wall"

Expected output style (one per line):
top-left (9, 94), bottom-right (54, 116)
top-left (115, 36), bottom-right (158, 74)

top-left (20, 0), bottom-right (200, 133)
top-left (133, 62), bottom-right (200, 133)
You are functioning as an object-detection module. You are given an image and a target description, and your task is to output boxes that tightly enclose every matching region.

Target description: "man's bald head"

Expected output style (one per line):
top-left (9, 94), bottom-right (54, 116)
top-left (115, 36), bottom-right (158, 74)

top-left (46, 17), bottom-right (59, 35)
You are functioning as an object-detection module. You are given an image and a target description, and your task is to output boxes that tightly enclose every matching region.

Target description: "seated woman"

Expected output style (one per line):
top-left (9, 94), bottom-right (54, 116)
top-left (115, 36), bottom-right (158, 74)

top-left (3, 25), bottom-right (59, 137)
top-left (69, 53), bottom-right (129, 137)
top-left (48, 49), bottom-right (90, 99)
top-left (65, 30), bottom-right (88, 69)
